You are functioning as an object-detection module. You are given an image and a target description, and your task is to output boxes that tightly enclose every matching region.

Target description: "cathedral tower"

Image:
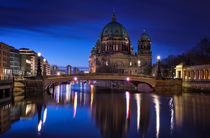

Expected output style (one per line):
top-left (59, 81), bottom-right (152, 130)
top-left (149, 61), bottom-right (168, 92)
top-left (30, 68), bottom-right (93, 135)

top-left (138, 30), bottom-right (152, 75)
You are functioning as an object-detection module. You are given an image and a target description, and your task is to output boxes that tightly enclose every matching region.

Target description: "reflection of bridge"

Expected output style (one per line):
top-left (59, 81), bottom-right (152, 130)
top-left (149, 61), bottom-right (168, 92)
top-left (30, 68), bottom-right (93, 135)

top-left (42, 73), bottom-right (182, 94)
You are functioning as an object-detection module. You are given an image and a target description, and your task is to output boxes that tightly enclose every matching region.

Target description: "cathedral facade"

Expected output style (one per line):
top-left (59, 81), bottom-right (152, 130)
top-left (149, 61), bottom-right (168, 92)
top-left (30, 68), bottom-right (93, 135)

top-left (89, 11), bottom-right (152, 75)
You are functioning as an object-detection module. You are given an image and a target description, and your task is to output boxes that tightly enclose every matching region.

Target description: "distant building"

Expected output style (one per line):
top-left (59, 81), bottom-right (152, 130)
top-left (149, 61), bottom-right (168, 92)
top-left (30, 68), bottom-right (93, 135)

top-left (19, 48), bottom-right (38, 76)
top-left (42, 59), bottom-right (51, 76)
top-left (10, 47), bottom-right (22, 76)
top-left (0, 43), bottom-right (12, 79)
top-left (89, 11), bottom-right (152, 75)
top-left (67, 65), bottom-right (72, 75)
top-left (51, 65), bottom-right (58, 75)
top-left (73, 67), bottom-right (80, 74)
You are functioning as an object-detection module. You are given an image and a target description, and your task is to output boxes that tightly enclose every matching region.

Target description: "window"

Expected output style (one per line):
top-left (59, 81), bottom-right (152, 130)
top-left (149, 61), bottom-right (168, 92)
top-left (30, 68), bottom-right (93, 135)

top-left (129, 61), bottom-right (132, 66)
top-left (105, 61), bottom-right (108, 66)
top-left (138, 60), bottom-right (141, 67)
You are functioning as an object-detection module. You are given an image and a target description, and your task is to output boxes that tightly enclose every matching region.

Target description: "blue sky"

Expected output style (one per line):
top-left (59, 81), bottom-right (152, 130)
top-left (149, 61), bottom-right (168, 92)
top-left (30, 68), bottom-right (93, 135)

top-left (0, 0), bottom-right (209, 66)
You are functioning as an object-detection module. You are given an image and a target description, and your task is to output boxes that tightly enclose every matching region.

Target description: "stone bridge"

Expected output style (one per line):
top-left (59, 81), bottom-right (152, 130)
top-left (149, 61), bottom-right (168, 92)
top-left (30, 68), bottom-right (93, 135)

top-left (41, 73), bottom-right (182, 94)
top-left (43, 73), bottom-right (156, 89)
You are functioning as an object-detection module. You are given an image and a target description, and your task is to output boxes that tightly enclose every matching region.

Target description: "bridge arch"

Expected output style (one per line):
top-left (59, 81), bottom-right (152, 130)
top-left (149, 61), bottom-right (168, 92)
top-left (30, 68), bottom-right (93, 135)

top-left (43, 74), bottom-right (157, 90)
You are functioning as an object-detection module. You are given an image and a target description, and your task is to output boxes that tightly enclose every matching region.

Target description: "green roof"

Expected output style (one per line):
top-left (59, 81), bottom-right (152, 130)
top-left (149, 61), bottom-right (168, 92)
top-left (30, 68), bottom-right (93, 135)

top-left (140, 32), bottom-right (150, 41)
top-left (100, 21), bottom-right (129, 39)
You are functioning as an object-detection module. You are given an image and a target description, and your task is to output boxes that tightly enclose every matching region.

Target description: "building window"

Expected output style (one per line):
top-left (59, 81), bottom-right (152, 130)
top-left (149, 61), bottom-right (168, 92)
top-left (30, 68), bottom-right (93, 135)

top-left (129, 61), bottom-right (132, 66)
top-left (106, 61), bottom-right (108, 66)
top-left (138, 60), bottom-right (141, 67)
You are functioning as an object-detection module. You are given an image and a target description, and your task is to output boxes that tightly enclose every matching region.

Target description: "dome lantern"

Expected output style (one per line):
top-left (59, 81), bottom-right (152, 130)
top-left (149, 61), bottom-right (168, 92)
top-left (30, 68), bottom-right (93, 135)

top-left (112, 9), bottom-right (117, 22)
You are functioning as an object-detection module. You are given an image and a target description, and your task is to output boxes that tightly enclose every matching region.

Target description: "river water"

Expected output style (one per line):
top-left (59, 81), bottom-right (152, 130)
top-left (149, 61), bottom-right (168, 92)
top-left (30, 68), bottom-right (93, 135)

top-left (0, 83), bottom-right (210, 138)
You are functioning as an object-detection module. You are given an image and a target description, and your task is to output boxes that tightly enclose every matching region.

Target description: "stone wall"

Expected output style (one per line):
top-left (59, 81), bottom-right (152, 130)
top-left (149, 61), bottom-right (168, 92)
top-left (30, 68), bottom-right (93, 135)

top-left (155, 79), bottom-right (182, 95)
top-left (183, 81), bottom-right (210, 91)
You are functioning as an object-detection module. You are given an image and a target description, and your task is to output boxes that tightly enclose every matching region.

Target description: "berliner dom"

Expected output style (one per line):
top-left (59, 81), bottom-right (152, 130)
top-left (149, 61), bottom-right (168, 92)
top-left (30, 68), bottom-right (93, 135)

top-left (89, 10), bottom-right (152, 75)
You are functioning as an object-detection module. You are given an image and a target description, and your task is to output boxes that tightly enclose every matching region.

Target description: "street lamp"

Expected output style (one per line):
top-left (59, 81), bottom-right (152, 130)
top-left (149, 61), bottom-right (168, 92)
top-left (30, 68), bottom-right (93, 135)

top-left (38, 52), bottom-right (41, 57)
top-left (126, 77), bottom-right (130, 81)
top-left (43, 58), bottom-right (47, 77)
top-left (157, 56), bottom-right (160, 61)
top-left (156, 55), bottom-right (162, 79)
top-left (74, 76), bottom-right (78, 81)
top-left (37, 53), bottom-right (42, 78)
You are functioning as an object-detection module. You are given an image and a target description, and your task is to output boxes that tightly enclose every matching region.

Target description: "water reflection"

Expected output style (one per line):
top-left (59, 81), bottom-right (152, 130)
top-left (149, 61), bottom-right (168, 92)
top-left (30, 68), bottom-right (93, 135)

top-left (91, 90), bottom-right (129, 138)
top-left (169, 97), bottom-right (174, 134)
top-left (0, 83), bottom-right (210, 138)
top-left (135, 94), bottom-right (151, 136)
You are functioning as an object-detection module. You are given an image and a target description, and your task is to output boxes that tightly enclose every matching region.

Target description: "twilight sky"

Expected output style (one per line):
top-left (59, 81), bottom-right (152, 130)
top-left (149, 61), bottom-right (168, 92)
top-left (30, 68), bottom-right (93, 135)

top-left (0, 0), bottom-right (209, 67)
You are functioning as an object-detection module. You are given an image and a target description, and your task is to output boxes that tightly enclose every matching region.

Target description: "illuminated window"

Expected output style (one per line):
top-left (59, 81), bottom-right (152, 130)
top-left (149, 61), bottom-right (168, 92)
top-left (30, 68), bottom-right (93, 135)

top-left (138, 60), bottom-right (141, 67)
top-left (116, 45), bottom-right (118, 51)
top-left (129, 61), bottom-right (132, 66)
top-left (106, 61), bottom-right (108, 66)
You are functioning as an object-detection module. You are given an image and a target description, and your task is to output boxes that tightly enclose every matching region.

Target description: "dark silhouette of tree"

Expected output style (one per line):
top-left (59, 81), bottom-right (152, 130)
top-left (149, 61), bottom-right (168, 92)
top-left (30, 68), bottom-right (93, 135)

top-left (157, 37), bottom-right (210, 78)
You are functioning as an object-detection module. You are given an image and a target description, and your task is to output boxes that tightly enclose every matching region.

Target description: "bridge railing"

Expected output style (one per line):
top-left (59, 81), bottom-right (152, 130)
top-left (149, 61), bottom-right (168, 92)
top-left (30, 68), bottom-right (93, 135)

top-left (45, 73), bottom-right (154, 79)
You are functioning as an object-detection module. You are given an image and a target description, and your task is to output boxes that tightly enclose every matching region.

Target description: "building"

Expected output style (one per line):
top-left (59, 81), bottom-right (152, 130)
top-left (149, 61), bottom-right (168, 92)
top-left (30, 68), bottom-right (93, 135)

top-left (175, 63), bottom-right (210, 80)
top-left (19, 48), bottom-right (38, 76)
top-left (0, 43), bottom-right (12, 80)
top-left (67, 65), bottom-right (72, 75)
top-left (89, 11), bottom-right (152, 75)
top-left (10, 47), bottom-right (22, 76)
top-left (73, 67), bottom-right (80, 74)
top-left (51, 65), bottom-right (58, 75)
top-left (42, 59), bottom-right (51, 76)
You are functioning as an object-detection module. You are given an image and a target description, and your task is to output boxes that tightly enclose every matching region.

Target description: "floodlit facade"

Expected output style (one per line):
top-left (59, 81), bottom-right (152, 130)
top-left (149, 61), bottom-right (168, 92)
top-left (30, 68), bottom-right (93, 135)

top-left (19, 48), bottom-right (38, 76)
top-left (0, 43), bottom-right (12, 79)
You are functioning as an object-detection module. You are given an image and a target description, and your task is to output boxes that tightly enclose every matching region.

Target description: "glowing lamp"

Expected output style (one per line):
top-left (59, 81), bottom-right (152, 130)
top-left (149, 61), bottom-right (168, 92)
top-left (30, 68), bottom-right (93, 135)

top-left (74, 76), bottom-right (78, 81)
top-left (126, 77), bottom-right (130, 81)
top-left (57, 72), bottom-right (60, 76)
top-left (38, 53), bottom-right (41, 57)
top-left (157, 56), bottom-right (160, 60)
top-left (43, 58), bottom-right (46, 62)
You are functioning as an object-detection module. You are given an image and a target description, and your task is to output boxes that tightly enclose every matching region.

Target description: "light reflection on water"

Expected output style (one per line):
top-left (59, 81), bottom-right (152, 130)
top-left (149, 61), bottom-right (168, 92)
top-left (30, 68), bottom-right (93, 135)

top-left (0, 83), bottom-right (210, 138)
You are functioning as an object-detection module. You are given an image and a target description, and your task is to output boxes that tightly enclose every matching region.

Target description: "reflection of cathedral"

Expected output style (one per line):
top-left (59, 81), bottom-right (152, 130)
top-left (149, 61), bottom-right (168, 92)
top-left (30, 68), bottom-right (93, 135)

top-left (91, 93), bottom-right (129, 138)
top-left (89, 11), bottom-right (152, 75)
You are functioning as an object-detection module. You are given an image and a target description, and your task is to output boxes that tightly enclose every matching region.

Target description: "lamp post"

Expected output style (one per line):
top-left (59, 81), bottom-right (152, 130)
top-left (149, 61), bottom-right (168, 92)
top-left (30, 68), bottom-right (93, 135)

top-left (156, 56), bottom-right (162, 79)
top-left (37, 53), bottom-right (42, 78)
top-left (43, 58), bottom-right (46, 78)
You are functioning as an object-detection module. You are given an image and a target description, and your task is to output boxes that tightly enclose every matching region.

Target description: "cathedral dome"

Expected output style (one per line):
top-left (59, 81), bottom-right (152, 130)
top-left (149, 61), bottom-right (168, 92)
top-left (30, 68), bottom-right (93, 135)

top-left (100, 22), bottom-right (129, 38)
top-left (100, 11), bottom-right (129, 39)
top-left (140, 31), bottom-right (150, 41)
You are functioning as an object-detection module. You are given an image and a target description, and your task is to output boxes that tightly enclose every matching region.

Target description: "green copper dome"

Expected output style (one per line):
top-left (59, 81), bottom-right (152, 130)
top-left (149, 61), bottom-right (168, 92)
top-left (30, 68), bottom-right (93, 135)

top-left (100, 11), bottom-right (129, 39)
top-left (100, 22), bottom-right (129, 38)
top-left (140, 32), bottom-right (150, 41)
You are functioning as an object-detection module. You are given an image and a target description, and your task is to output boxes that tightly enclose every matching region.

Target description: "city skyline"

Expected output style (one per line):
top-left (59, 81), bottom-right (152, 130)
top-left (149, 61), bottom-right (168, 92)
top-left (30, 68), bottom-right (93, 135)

top-left (0, 0), bottom-right (210, 66)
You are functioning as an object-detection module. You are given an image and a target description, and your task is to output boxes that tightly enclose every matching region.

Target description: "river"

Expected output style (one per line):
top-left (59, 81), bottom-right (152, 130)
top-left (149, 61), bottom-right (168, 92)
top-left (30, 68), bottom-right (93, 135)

top-left (0, 82), bottom-right (210, 138)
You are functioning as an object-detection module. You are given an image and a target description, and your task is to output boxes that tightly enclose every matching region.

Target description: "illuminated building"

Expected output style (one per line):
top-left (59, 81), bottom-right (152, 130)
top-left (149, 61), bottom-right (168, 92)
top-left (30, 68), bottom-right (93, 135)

top-left (89, 11), bottom-right (152, 75)
top-left (175, 63), bottom-right (210, 80)
top-left (0, 43), bottom-right (12, 79)
top-left (19, 48), bottom-right (38, 76)
top-left (42, 59), bottom-right (51, 76)
top-left (10, 47), bottom-right (22, 76)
